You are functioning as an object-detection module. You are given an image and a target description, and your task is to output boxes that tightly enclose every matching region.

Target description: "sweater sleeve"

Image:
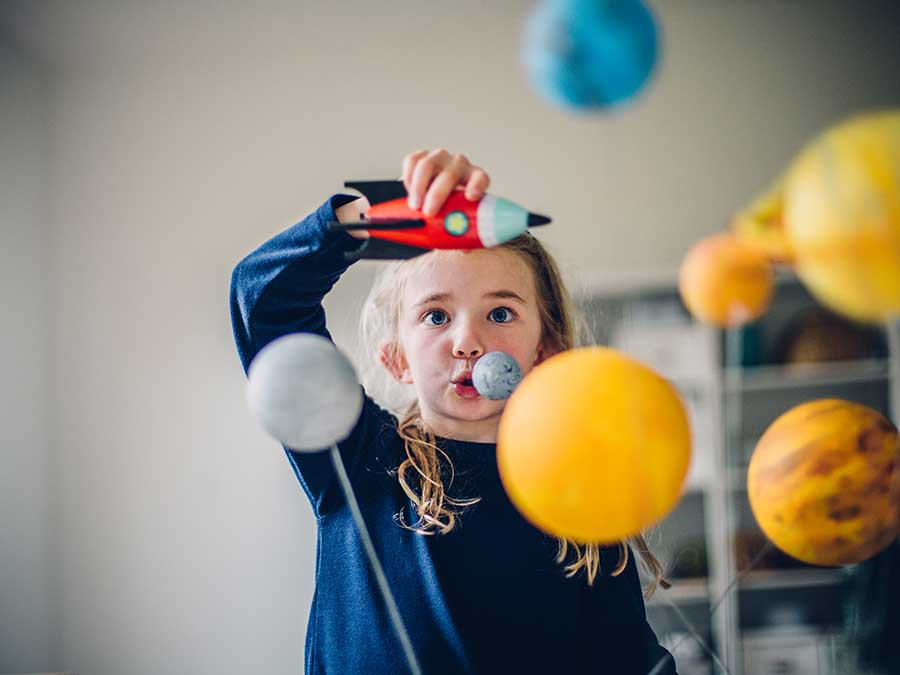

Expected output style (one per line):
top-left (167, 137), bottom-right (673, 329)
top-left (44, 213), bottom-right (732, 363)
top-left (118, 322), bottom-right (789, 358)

top-left (230, 194), bottom-right (362, 365)
top-left (229, 194), bottom-right (396, 516)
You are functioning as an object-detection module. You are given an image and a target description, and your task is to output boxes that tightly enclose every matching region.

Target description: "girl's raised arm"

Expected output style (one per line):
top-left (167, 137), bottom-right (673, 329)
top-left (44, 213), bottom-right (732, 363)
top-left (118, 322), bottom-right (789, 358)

top-left (230, 194), bottom-right (365, 370)
top-left (229, 193), bottom-right (392, 515)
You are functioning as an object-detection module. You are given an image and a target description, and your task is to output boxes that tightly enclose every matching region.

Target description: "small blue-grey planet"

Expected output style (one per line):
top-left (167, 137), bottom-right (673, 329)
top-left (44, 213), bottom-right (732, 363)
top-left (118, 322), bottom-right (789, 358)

top-left (472, 351), bottom-right (524, 400)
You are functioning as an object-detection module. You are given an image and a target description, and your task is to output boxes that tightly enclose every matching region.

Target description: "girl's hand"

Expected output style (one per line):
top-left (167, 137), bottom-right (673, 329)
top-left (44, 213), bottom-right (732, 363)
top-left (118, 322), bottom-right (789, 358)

top-left (401, 149), bottom-right (491, 217)
top-left (336, 195), bottom-right (371, 238)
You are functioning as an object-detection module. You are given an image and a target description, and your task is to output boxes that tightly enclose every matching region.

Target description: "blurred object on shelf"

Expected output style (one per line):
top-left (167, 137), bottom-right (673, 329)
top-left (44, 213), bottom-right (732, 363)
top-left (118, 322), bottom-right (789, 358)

top-left (765, 603), bottom-right (807, 626)
top-left (742, 623), bottom-right (837, 675)
top-left (678, 387), bottom-right (715, 488)
top-left (660, 631), bottom-right (712, 674)
top-left (775, 307), bottom-right (886, 367)
top-left (667, 537), bottom-right (709, 579)
top-left (736, 322), bottom-right (763, 367)
top-left (610, 311), bottom-right (715, 383)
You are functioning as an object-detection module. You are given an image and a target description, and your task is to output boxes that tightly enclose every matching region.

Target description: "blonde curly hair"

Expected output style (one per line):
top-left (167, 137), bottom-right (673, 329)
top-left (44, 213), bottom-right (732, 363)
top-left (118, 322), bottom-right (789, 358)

top-left (360, 235), bottom-right (669, 593)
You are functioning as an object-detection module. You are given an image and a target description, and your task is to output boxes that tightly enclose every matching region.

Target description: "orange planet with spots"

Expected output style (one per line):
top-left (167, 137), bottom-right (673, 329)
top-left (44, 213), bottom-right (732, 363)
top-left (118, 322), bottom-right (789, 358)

top-left (748, 399), bottom-right (900, 566)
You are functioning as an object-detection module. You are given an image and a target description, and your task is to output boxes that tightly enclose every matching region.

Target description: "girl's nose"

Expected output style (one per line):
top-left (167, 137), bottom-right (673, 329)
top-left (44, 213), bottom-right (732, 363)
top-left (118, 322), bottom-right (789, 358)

top-left (454, 345), bottom-right (483, 359)
top-left (452, 323), bottom-right (484, 359)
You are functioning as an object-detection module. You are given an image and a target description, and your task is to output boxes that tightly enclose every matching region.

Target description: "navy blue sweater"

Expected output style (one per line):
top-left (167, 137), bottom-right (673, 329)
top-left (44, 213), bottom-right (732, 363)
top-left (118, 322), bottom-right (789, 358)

top-left (229, 195), bottom-right (678, 674)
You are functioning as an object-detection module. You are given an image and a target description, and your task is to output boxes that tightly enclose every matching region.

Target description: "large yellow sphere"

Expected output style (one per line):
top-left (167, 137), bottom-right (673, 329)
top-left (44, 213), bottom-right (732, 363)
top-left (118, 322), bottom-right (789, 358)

top-left (748, 399), bottom-right (900, 566)
top-left (679, 233), bottom-right (774, 328)
top-left (785, 110), bottom-right (900, 323)
top-left (497, 347), bottom-right (691, 543)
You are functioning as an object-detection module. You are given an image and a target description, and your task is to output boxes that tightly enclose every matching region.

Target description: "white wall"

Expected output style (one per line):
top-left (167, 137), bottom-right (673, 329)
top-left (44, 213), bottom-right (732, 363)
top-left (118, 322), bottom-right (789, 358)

top-left (1, 1), bottom-right (899, 673)
top-left (0, 39), bottom-right (55, 672)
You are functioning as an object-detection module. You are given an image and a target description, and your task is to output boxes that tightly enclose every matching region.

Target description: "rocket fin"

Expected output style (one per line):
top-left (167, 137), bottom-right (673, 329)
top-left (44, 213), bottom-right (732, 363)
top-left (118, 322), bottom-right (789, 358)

top-left (344, 180), bottom-right (408, 205)
top-left (344, 237), bottom-right (430, 261)
top-left (329, 218), bottom-right (425, 232)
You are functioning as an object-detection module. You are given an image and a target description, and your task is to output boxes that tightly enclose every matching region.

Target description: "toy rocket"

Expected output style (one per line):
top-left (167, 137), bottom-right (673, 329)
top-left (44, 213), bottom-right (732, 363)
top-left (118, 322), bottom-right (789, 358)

top-left (329, 180), bottom-right (551, 259)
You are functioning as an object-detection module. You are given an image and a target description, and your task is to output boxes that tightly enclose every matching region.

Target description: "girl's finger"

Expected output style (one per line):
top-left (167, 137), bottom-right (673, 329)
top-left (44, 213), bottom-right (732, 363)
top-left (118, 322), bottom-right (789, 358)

top-left (423, 154), bottom-right (471, 216)
top-left (408, 148), bottom-right (450, 210)
top-left (401, 150), bottom-right (428, 194)
top-left (464, 168), bottom-right (490, 201)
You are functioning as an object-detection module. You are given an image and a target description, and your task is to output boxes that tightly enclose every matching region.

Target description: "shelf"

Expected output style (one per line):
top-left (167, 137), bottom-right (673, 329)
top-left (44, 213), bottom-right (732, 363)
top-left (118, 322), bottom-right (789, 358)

top-left (737, 568), bottom-right (847, 591)
top-left (648, 577), bottom-right (709, 605)
top-left (579, 276), bottom-right (898, 671)
top-left (648, 569), bottom-right (847, 607)
top-left (724, 358), bottom-right (890, 393)
top-left (647, 569), bottom-right (849, 613)
top-left (669, 374), bottom-right (715, 391)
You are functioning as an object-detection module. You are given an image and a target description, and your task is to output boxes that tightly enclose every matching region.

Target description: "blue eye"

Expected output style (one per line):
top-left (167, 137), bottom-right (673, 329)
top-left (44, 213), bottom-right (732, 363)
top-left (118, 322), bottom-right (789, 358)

top-left (423, 309), bottom-right (449, 326)
top-left (489, 307), bottom-right (515, 323)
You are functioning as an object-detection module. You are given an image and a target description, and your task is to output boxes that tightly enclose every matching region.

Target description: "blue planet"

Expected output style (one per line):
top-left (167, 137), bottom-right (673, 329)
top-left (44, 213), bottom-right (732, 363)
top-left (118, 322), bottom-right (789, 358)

top-left (522, 0), bottom-right (659, 111)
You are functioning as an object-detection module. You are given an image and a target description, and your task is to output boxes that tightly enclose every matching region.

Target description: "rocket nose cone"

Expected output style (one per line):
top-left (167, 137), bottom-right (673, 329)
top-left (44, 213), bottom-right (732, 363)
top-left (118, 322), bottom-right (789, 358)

top-left (528, 213), bottom-right (551, 227)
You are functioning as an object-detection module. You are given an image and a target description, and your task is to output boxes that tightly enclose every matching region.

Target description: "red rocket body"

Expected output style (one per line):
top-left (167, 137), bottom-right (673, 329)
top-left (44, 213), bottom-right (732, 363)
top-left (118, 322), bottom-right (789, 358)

top-left (366, 191), bottom-right (484, 250)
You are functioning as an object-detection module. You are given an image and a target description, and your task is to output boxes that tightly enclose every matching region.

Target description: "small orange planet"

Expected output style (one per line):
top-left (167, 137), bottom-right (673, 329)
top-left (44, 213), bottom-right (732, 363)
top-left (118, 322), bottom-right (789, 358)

top-left (679, 233), bottom-right (774, 328)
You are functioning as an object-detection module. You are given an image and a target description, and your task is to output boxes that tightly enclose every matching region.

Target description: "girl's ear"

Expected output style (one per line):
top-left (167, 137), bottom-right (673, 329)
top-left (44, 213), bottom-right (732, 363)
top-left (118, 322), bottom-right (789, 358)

top-left (533, 339), bottom-right (557, 367)
top-left (379, 342), bottom-right (413, 384)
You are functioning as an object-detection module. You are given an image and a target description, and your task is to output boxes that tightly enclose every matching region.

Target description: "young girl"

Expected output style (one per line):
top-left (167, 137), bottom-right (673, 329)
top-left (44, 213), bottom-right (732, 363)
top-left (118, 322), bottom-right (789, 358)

top-left (230, 149), bottom-right (677, 674)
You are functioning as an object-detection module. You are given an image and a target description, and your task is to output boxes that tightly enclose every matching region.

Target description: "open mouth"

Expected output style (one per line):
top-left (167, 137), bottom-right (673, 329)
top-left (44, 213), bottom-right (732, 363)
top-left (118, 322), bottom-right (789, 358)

top-left (452, 374), bottom-right (480, 398)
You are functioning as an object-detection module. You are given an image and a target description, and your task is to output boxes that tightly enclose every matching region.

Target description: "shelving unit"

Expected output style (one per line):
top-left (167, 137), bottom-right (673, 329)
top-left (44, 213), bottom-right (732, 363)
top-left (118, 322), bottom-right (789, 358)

top-left (727, 358), bottom-right (891, 392)
top-left (737, 568), bottom-right (847, 592)
top-left (576, 273), bottom-right (899, 675)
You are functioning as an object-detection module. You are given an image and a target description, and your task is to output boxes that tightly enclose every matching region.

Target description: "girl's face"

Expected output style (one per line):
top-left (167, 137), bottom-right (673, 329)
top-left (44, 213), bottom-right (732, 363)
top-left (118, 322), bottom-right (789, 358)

top-left (386, 248), bottom-right (550, 442)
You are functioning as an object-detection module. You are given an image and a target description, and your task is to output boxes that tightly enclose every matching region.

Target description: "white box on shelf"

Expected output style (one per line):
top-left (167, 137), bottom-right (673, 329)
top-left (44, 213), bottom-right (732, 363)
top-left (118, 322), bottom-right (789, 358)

top-left (610, 320), bottom-right (716, 385)
top-left (679, 386), bottom-right (715, 490)
top-left (742, 629), bottom-right (835, 675)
